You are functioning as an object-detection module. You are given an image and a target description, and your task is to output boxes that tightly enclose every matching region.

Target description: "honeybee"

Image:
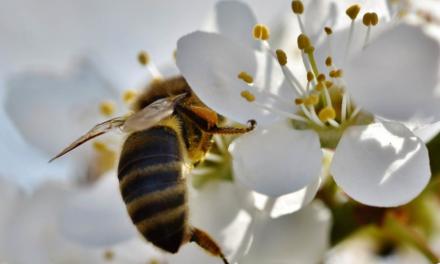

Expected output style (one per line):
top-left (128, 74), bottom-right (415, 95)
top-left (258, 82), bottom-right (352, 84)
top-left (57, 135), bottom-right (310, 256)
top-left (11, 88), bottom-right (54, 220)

top-left (50, 76), bottom-right (256, 264)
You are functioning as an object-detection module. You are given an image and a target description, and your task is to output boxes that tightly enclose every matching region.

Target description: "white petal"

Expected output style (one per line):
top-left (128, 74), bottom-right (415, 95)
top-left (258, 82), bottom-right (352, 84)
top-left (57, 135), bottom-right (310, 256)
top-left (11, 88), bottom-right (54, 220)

top-left (240, 201), bottom-right (331, 264)
top-left (202, 0), bottom-right (260, 49)
top-left (4, 60), bottom-right (119, 156)
top-left (346, 23), bottom-right (440, 121)
top-left (413, 121), bottom-right (440, 143)
top-left (176, 31), bottom-right (285, 125)
top-left (331, 122), bottom-right (431, 207)
top-left (59, 174), bottom-right (137, 247)
top-left (229, 121), bottom-right (323, 196)
top-left (166, 181), bottom-right (254, 264)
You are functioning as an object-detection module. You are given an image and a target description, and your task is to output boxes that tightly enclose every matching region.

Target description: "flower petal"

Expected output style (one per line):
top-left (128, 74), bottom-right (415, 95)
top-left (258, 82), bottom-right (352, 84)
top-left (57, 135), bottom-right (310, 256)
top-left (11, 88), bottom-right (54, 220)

top-left (331, 121), bottom-right (431, 207)
top-left (59, 174), bottom-right (137, 247)
top-left (176, 31), bottom-right (285, 125)
top-left (240, 201), bottom-right (331, 264)
top-left (345, 24), bottom-right (440, 122)
top-left (229, 121), bottom-right (323, 196)
top-left (203, 0), bottom-right (260, 49)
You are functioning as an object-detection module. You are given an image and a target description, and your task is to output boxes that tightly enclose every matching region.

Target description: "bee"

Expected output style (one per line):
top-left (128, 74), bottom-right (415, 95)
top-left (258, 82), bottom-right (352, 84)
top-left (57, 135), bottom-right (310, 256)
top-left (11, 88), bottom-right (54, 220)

top-left (50, 76), bottom-right (256, 264)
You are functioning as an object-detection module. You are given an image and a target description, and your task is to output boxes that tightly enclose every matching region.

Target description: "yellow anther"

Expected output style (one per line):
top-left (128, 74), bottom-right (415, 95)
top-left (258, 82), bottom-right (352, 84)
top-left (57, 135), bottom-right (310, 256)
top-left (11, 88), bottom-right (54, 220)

top-left (371, 12), bottom-right (379, 26)
top-left (304, 94), bottom-right (319, 106)
top-left (297, 34), bottom-right (311, 50)
top-left (324, 27), bottom-right (333, 35)
top-left (93, 141), bottom-right (109, 153)
top-left (329, 70), bottom-right (338, 78)
top-left (325, 56), bottom-right (333, 67)
top-left (276, 49), bottom-right (288, 66)
top-left (238, 71), bottom-right (254, 84)
top-left (291, 0), bottom-right (304, 14)
top-left (122, 89), bottom-right (137, 104)
top-left (317, 73), bottom-right (326, 83)
top-left (253, 24), bottom-right (270, 40)
top-left (318, 107), bottom-right (336, 122)
top-left (346, 4), bottom-right (361, 20)
top-left (138, 51), bottom-right (150, 66)
top-left (99, 101), bottom-right (115, 117)
top-left (363, 13), bottom-right (372, 26)
top-left (295, 98), bottom-right (304, 105)
top-left (316, 82), bottom-right (324, 91)
top-left (336, 69), bottom-right (344, 78)
top-left (241, 90), bottom-right (256, 102)
top-left (325, 80), bottom-right (334, 88)
top-left (103, 250), bottom-right (115, 261)
top-left (307, 71), bottom-right (314, 82)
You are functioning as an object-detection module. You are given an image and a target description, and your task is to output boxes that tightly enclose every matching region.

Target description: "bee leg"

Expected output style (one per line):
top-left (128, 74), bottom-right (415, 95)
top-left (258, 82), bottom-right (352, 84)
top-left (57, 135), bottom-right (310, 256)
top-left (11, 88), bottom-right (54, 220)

top-left (189, 227), bottom-right (230, 264)
top-left (203, 119), bottom-right (256, 135)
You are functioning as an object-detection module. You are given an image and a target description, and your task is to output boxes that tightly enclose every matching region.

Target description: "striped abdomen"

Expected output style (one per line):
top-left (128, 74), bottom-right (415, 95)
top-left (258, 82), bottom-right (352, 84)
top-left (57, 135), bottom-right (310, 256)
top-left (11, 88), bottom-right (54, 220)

top-left (117, 126), bottom-right (188, 253)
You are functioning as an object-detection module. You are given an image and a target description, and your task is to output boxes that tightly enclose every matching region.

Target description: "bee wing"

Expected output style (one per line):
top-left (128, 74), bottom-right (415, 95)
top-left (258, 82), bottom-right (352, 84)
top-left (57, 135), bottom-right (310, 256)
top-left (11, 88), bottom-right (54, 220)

top-left (49, 93), bottom-right (187, 162)
top-left (122, 93), bottom-right (187, 132)
top-left (49, 116), bottom-right (126, 162)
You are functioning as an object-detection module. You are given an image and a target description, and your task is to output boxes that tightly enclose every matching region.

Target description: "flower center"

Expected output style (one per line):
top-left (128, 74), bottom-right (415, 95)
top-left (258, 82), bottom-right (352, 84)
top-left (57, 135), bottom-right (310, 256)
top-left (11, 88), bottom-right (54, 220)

top-left (238, 2), bottom-right (379, 148)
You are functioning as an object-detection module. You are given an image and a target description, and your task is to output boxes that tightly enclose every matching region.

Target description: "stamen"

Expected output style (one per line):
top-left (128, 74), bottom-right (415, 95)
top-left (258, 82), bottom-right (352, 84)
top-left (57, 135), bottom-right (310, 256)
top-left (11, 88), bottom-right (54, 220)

top-left (307, 71), bottom-right (314, 82)
top-left (276, 49), bottom-right (288, 66)
top-left (99, 101), bottom-right (116, 117)
top-left (341, 93), bottom-right (348, 122)
top-left (138, 51), bottom-right (163, 79)
top-left (324, 27), bottom-right (333, 35)
top-left (122, 89), bottom-right (137, 104)
top-left (297, 34), bottom-right (311, 50)
top-left (350, 106), bottom-right (361, 120)
top-left (345, 5), bottom-right (361, 62)
top-left (238, 71), bottom-right (254, 84)
top-left (362, 12), bottom-right (379, 49)
top-left (318, 107), bottom-right (336, 122)
top-left (205, 153), bottom-right (224, 163)
top-left (304, 94), bottom-right (319, 106)
top-left (324, 27), bottom-right (334, 57)
top-left (253, 24), bottom-right (270, 40)
top-left (291, 1), bottom-right (304, 14)
top-left (328, 119), bottom-right (340, 128)
top-left (240, 90), bottom-right (256, 102)
top-left (93, 141), bottom-right (109, 152)
top-left (325, 56), bottom-right (333, 67)
top-left (308, 106), bottom-right (326, 127)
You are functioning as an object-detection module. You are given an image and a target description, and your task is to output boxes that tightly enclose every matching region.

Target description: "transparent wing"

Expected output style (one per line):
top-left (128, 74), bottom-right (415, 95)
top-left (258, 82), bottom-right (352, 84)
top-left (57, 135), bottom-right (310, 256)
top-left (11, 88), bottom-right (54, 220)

top-left (122, 93), bottom-right (187, 132)
top-left (49, 116), bottom-right (127, 162)
top-left (49, 93), bottom-right (187, 162)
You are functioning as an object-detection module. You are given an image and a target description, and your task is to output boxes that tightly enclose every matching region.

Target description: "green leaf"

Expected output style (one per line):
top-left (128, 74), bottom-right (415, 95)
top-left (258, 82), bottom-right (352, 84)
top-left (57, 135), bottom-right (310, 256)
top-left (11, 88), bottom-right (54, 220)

top-left (427, 132), bottom-right (440, 176)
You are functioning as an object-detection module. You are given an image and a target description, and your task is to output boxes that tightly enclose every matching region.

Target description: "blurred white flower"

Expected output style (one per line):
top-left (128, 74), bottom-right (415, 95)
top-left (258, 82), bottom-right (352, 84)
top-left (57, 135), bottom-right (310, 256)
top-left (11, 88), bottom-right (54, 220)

top-left (176, 0), bottom-right (439, 207)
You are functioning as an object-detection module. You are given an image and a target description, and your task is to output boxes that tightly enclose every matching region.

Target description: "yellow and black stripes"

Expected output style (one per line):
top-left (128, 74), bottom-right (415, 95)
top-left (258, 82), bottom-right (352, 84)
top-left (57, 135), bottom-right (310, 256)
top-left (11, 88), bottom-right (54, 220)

top-left (117, 126), bottom-right (188, 253)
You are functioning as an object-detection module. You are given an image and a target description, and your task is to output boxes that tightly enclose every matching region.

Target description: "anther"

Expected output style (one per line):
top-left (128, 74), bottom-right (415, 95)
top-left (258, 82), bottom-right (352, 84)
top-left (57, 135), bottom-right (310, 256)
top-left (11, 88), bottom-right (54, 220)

top-left (317, 74), bottom-right (326, 83)
top-left (253, 24), bottom-right (270, 40)
top-left (295, 98), bottom-right (304, 105)
top-left (291, 0), bottom-right (304, 14)
top-left (318, 107), bottom-right (336, 122)
top-left (315, 82), bottom-right (324, 91)
top-left (93, 141), bottom-right (109, 153)
top-left (363, 13), bottom-right (372, 26)
top-left (325, 80), bottom-right (334, 88)
top-left (138, 51), bottom-right (150, 66)
top-left (99, 101), bottom-right (115, 117)
top-left (304, 94), bottom-right (319, 106)
top-left (324, 27), bottom-right (333, 35)
top-left (371, 12), bottom-right (379, 26)
top-left (346, 4), bottom-right (361, 20)
top-left (336, 69), bottom-right (344, 78)
top-left (122, 89), bottom-right (137, 104)
top-left (241, 90), bottom-right (256, 102)
top-left (325, 56), bottom-right (333, 67)
top-left (297, 34), bottom-right (311, 50)
top-left (238, 71), bottom-right (254, 84)
top-left (276, 49), bottom-right (288, 66)
top-left (307, 71), bottom-right (314, 82)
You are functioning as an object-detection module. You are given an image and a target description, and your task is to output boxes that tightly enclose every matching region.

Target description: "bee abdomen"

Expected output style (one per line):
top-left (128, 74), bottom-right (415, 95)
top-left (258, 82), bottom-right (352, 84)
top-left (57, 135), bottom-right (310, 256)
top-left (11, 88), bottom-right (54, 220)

top-left (118, 126), bottom-right (188, 253)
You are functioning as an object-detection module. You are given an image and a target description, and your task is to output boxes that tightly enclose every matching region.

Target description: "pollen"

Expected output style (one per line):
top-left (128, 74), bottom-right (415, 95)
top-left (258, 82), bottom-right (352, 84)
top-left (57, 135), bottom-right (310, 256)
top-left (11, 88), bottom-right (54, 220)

top-left (305, 94), bottom-right (319, 106)
top-left (276, 49), bottom-right (288, 66)
top-left (329, 70), bottom-right (338, 78)
top-left (346, 4), bottom-right (361, 20)
top-left (324, 27), bottom-right (333, 35)
top-left (93, 141), bottom-right (109, 152)
top-left (307, 71), bottom-right (314, 82)
top-left (138, 51), bottom-right (150, 66)
top-left (122, 89), bottom-right (137, 104)
top-left (238, 71), bottom-right (254, 83)
top-left (103, 250), bottom-right (115, 261)
top-left (241, 90), bottom-right (256, 102)
top-left (325, 56), bottom-right (333, 67)
top-left (318, 107), bottom-right (336, 122)
top-left (253, 24), bottom-right (270, 40)
top-left (291, 0), bottom-right (304, 14)
top-left (99, 101), bottom-right (116, 117)
top-left (297, 34), bottom-right (311, 50)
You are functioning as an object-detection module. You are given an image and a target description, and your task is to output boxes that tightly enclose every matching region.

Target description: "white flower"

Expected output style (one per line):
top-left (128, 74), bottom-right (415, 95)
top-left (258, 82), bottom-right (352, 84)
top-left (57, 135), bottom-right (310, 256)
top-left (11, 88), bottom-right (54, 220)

top-left (176, 0), bottom-right (439, 207)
